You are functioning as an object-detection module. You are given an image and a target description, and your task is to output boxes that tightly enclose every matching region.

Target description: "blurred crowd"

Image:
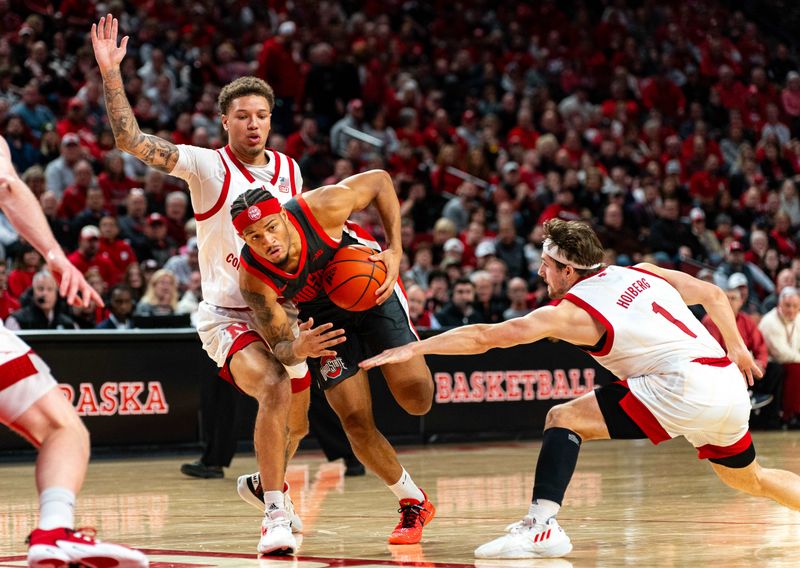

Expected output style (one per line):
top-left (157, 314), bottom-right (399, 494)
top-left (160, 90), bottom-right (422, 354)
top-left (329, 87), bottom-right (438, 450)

top-left (3, 1), bottom-right (800, 426)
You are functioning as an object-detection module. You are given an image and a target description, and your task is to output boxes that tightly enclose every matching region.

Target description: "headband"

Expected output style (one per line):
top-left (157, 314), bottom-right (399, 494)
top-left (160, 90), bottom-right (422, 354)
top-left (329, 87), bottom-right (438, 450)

top-left (233, 199), bottom-right (282, 234)
top-left (542, 238), bottom-right (602, 270)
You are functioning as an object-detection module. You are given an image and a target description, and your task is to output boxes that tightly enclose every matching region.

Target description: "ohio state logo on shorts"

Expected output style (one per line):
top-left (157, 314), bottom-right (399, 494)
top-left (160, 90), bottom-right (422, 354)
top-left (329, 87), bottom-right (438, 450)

top-left (247, 205), bottom-right (262, 221)
top-left (320, 355), bottom-right (347, 381)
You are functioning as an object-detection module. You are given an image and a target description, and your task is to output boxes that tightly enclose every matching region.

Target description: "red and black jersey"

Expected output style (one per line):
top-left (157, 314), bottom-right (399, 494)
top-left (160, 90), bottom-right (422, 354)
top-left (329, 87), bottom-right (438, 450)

top-left (239, 196), bottom-right (379, 316)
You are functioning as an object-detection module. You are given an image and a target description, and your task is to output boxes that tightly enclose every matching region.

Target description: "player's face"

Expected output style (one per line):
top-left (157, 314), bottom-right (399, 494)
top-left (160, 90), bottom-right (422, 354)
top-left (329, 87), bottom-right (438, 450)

top-left (243, 212), bottom-right (291, 265)
top-left (538, 254), bottom-right (572, 299)
top-left (222, 95), bottom-right (272, 159)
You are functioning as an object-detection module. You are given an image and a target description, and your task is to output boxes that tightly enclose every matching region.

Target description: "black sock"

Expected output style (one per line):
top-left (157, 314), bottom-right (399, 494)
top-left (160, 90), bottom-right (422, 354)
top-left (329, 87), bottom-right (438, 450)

top-left (532, 427), bottom-right (582, 505)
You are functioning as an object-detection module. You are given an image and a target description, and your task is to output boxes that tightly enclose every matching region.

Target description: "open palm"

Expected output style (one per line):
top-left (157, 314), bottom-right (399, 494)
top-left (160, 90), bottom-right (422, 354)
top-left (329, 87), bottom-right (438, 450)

top-left (91, 14), bottom-right (129, 73)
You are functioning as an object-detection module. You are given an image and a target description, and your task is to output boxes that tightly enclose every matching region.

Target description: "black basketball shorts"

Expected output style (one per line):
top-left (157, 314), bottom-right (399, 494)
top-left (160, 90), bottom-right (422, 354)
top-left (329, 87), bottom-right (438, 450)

top-left (307, 290), bottom-right (418, 390)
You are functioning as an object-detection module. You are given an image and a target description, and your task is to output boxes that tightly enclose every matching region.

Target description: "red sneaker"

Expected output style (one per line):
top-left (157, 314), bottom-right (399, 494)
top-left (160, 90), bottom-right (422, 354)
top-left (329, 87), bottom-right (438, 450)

top-left (27, 526), bottom-right (148, 567)
top-left (388, 489), bottom-right (436, 544)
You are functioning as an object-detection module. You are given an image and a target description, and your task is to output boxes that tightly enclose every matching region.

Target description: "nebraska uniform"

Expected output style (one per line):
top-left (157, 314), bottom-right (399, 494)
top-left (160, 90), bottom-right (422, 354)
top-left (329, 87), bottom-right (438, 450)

top-left (564, 265), bottom-right (752, 456)
top-left (170, 144), bottom-right (309, 388)
top-left (0, 322), bottom-right (58, 427)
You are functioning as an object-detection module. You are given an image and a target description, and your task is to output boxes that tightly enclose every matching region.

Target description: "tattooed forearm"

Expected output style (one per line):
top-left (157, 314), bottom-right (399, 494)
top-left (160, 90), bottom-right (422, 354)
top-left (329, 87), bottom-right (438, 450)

top-left (241, 289), bottom-right (303, 366)
top-left (101, 69), bottom-right (179, 173)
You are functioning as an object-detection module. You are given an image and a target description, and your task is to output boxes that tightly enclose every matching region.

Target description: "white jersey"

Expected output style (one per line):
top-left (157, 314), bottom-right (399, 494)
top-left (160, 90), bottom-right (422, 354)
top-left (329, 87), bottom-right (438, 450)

top-left (563, 265), bottom-right (725, 379)
top-left (171, 144), bottom-right (302, 308)
top-left (565, 265), bottom-right (750, 449)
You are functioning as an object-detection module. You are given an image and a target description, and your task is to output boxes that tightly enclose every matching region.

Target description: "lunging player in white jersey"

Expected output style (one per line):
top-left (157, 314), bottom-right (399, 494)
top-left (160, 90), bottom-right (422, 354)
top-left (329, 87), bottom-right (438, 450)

top-left (91, 15), bottom-right (335, 554)
top-left (0, 136), bottom-right (148, 567)
top-left (362, 218), bottom-right (800, 559)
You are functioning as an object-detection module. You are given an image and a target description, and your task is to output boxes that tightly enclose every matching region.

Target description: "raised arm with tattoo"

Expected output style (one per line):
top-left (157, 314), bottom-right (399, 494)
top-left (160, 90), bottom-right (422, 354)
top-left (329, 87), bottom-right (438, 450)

top-left (91, 14), bottom-right (179, 173)
top-left (239, 270), bottom-right (346, 366)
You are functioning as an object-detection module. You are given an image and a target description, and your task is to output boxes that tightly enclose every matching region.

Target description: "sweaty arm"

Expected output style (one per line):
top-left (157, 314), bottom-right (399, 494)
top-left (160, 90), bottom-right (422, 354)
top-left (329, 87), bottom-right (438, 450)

top-left (239, 270), bottom-right (302, 366)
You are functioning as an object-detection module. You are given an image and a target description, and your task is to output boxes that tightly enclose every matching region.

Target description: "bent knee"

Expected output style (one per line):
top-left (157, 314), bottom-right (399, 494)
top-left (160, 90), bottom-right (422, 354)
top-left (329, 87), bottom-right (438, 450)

top-left (402, 396), bottom-right (431, 416)
top-left (289, 418), bottom-right (310, 441)
top-left (544, 403), bottom-right (573, 430)
top-left (340, 412), bottom-right (377, 439)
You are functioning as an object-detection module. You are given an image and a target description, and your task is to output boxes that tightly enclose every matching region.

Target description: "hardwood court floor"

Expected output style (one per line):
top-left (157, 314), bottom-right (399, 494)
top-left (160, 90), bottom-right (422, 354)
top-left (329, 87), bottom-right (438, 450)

top-left (1, 432), bottom-right (799, 567)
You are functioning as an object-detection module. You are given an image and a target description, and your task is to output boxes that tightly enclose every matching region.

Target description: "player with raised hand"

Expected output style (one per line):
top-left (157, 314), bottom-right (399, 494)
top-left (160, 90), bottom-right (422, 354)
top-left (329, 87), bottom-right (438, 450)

top-left (92, 13), bottom-right (324, 554)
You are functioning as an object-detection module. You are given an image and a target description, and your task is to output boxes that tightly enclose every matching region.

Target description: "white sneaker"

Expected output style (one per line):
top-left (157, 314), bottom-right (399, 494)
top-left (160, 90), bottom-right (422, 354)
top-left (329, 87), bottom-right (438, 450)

top-left (474, 516), bottom-right (572, 559)
top-left (258, 508), bottom-right (297, 556)
top-left (27, 527), bottom-right (148, 567)
top-left (237, 473), bottom-right (303, 533)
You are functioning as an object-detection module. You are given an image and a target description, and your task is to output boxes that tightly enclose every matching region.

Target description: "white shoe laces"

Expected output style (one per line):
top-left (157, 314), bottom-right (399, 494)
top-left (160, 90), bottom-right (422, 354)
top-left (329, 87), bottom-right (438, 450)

top-left (505, 516), bottom-right (542, 534)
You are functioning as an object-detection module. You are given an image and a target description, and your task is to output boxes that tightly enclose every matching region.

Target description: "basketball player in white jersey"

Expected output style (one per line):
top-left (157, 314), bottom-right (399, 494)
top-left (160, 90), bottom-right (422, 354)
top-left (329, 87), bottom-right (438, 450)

top-left (0, 136), bottom-right (148, 567)
top-left (362, 218), bottom-right (800, 559)
top-left (92, 14), bottom-right (332, 554)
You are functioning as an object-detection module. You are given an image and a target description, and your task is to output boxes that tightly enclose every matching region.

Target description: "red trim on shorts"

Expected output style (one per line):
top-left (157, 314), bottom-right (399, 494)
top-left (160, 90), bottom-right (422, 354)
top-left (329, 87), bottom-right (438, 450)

top-left (562, 293), bottom-right (615, 356)
top-left (692, 356), bottom-right (733, 367)
top-left (194, 150), bottom-right (231, 221)
top-left (288, 158), bottom-right (298, 196)
top-left (627, 265), bottom-right (669, 282)
top-left (225, 145), bottom-right (257, 184)
top-left (616, 381), bottom-right (671, 444)
top-left (697, 432), bottom-right (753, 460)
top-left (297, 196), bottom-right (340, 248)
top-left (0, 351), bottom-right (37, 392)
top-left (219, 332), bottom-right (311, 394)
top-left (8, 419), bottom-right (41, 449)
top-left (395, 278), bottom-right (420, 340)
top-left (219, 331), bottom-right (264, 387)
top-left (292, 371), bottom-right (311, 393)
top-left (269, 149), bottom-right (281, 185)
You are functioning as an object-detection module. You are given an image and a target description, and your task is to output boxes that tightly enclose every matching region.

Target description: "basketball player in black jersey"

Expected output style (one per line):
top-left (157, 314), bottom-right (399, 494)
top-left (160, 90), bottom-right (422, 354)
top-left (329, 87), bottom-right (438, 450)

top-left (232, 169), bottom-right (436, 546)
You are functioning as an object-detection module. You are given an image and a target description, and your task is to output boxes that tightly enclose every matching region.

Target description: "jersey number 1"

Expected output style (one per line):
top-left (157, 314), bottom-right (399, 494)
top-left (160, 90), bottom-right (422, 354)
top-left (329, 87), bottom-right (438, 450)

top-left (651, 302), bottom-right (697, 338)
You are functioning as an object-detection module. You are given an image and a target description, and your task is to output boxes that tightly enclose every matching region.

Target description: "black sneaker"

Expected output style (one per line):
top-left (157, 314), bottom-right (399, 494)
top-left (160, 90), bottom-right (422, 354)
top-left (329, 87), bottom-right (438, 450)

top-left (181, 460), bottom-right (224, 479)
top-left (750, 393), bottom-right (774, 410)
top-left (344, 456), bottom-right (366, 477)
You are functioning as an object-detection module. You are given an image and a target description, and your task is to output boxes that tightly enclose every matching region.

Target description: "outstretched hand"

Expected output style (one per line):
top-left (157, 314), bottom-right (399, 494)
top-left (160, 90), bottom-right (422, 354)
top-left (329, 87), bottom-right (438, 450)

top-left (293, 317), bottom-right (346, 359)
top-left (370, 248), bottom-right (400, 305)
top-left (359, 345), bottom-right (415, 370)
top-left (91, 14), bottom-right (129, 75)
top-left (46, 253), bottom-right (105, 309)
top-left (727, 344), bottom-right (763, 387)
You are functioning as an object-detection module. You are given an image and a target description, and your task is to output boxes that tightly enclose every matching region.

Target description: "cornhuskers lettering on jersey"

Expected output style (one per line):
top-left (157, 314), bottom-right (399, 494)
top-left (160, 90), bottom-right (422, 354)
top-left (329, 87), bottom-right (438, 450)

top-left (239, 196), bottom-right (378, 311)
top-left (615, 277), bottom-right (651, 309)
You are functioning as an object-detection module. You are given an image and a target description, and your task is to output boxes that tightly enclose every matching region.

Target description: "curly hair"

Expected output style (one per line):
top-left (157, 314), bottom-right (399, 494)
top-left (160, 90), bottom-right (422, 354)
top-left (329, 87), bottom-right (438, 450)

top-left (218, 76), bottom-right (275, 114)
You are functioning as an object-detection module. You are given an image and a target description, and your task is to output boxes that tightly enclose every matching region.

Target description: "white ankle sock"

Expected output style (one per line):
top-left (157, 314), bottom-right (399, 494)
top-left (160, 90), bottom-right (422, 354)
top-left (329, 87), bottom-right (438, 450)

top-left (39, 487), bottom-right (76, 530)
top-left (387, 468), bottom-right (425, 502)
top-left (263, 490), bottom-right (284, 513)
top-left (528, 499), bottom-right (560, 521)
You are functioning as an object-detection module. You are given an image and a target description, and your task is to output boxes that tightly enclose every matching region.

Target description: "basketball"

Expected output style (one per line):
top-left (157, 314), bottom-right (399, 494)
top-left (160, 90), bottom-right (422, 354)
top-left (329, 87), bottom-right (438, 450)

top-left (323, 245), bottom-right (387, 311)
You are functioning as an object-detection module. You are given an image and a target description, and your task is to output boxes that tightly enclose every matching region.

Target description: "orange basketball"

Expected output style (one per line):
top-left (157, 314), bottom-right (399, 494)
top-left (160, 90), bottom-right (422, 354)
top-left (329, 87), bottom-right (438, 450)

top-left (323, 245), bottom-right (387, 311)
